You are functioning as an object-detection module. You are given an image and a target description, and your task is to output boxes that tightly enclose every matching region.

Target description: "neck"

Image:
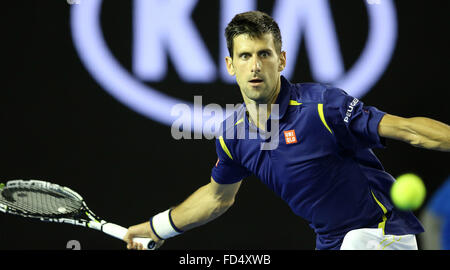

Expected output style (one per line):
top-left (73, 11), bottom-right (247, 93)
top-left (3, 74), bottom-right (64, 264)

top-left (244, 77), bottom-right (281, 131)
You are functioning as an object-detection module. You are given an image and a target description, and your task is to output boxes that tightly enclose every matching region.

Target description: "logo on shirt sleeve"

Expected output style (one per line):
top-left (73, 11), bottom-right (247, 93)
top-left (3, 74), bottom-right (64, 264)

top-left (283, 130), bottom-right (298, 144)
top-left (344, 98), bottom-right (360, 123)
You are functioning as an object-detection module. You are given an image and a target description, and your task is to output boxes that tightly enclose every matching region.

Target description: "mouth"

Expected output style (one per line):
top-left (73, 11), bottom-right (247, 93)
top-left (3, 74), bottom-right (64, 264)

top-left (249, 78), bottom-right (264, 86)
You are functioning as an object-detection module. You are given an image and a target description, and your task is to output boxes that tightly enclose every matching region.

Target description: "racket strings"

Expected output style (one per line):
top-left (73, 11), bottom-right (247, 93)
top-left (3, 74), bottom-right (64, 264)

top-left (1, 188), bottom-right (50, 214)
top-left (7, 190), bottom-right (79, 216)
top-left (0, 187), bottom-right (82, 217)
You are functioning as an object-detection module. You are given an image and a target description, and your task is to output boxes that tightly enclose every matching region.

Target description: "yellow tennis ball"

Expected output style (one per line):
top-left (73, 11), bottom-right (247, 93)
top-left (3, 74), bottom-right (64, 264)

top-left (390, 173), bottom-right (426, 211)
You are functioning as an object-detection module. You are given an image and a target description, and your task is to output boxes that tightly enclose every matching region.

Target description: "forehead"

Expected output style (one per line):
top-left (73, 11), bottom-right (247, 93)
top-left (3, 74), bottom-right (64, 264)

top-left (232, 33), bottom-right (277, 54)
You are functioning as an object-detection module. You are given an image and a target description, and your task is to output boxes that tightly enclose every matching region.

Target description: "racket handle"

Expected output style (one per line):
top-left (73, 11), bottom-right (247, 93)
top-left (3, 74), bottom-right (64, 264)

top-left (102, 222), bottom-right (156, 250)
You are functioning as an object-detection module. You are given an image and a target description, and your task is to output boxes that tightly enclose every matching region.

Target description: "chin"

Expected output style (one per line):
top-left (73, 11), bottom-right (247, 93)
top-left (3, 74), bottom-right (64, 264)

top-left (247, 95), bottom-right (267, 104)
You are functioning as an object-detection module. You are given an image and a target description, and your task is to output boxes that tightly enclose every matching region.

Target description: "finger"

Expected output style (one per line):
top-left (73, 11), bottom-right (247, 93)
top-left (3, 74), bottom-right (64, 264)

top-left (124, 237), bottom-right (132, 249)
top-left (128, 241), bottom-right (137, 250)
top-left (123, 235), bottom-right (130, 244)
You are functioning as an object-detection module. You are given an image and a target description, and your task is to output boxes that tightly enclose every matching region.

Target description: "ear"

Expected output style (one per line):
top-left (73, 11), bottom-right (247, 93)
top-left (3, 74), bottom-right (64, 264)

top-left (278, 51), bottom-right (287, 72)
top-left (225, 56), bottom-right (235, 76)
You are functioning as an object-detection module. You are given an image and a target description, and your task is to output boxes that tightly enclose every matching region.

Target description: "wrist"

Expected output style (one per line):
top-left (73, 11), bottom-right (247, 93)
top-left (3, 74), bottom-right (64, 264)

top-left (150, 208), bottom-right (184, 240)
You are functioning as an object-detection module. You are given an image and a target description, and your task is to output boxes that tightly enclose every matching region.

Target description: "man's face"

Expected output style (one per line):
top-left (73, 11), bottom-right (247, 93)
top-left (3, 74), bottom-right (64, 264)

top-left (226, 33), bottom-right (286, 104)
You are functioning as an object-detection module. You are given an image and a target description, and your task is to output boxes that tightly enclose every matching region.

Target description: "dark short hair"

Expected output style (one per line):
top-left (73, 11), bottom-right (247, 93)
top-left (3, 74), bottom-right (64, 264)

top-left (225, 11), bottom-right (282, 58)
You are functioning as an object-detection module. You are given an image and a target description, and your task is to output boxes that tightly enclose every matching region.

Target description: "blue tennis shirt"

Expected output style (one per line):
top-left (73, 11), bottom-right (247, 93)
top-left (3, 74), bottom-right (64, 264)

top-left (211, 76), bottom-right (424, 250)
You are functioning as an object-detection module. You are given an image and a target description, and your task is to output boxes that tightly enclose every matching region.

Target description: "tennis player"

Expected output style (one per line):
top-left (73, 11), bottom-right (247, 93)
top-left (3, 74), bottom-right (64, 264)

top-left (124, 11), bottom-right (450, 250)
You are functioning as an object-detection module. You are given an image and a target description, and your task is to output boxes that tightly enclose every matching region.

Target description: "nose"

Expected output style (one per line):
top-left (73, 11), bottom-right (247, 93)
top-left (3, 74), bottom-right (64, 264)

top-left (251, 56), bottom-right (261, 73)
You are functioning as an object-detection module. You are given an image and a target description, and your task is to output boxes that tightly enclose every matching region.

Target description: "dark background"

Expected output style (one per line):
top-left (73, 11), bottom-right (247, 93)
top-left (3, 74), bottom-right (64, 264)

top-left (1, 0), bottom-right (448, 250)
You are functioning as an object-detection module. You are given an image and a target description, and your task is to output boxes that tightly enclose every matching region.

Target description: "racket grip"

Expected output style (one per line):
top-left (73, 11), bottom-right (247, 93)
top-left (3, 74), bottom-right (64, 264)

top-left (102, 222), bottom-right (156, 250)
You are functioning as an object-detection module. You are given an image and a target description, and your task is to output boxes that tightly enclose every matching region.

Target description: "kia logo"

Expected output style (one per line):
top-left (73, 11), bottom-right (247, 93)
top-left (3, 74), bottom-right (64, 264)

top-left (70, 0), bottom-right (397, 136)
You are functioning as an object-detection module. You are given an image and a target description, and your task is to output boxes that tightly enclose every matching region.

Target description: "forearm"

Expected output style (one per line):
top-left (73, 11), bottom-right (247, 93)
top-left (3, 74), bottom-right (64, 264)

top-left (380, 115), bottom-right (450, 151)
top-left (124, 181), bottom-right (237, 248)
top-left (403, 117), bottom-right (450, 151)
top-left (170, 183), bottom-right (234, 232)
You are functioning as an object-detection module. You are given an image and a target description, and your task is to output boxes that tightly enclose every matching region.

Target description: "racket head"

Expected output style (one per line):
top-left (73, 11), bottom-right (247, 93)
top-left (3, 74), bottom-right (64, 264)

top-left (0, 180), bottom-right (156, 250)
top-left (0, 180), bottom-right (88, 220)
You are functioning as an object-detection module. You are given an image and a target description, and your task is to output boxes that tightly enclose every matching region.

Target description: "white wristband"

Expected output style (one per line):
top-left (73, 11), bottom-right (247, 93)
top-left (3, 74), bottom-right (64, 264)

top-left (150, 209), bottom-right (183, 240)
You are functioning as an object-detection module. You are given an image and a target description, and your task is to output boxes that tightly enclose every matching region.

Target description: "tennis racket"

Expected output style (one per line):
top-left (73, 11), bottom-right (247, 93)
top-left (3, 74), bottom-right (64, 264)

top-left (0, 179), bottom-right (155, 250)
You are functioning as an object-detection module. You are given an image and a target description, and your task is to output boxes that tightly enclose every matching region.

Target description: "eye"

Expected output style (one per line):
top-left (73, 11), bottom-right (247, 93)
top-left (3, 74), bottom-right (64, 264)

top-left (260, 51), bottom-right (271, 58)
top-left (240, 53), bottom-right (250, 60)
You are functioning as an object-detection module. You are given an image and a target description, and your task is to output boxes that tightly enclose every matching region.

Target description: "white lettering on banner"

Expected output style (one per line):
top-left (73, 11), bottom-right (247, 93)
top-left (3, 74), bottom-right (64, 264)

top-left (70, 0), bottom-right (397, 136)
top-left (133, 0), bottom-right (215, 82)
top-left (273, 0), bottom-right (344, 82)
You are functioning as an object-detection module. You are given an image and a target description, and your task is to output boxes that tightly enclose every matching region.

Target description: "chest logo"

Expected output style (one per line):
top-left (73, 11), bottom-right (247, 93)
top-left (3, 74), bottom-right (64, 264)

top-left (284, 130), bottom-right (298, 145)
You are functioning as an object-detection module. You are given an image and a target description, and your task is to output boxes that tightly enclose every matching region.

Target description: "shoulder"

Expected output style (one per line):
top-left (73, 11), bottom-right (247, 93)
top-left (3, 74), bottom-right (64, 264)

top-left (215, 103), bottom-right (246, 141)
top-left (288, 81), bottom-right (343, 103)
top-left (214, 104), bottom-right (246, 161)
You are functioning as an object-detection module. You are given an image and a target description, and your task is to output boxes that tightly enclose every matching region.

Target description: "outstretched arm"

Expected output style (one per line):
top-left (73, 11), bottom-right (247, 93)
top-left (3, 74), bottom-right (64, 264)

top-left (123, 177), bottom-right (242, 249)
top-left (170, 177), bottom-right (242, 231)
top-left (378, 114), bottom-right (450, 152)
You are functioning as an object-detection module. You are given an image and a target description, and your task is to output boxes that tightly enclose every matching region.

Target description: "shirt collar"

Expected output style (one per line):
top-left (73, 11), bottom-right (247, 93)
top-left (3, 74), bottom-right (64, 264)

top-left (242, 75), bottom-right (291, 119)
top-left (272, 75), bottom-right (292, 120)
